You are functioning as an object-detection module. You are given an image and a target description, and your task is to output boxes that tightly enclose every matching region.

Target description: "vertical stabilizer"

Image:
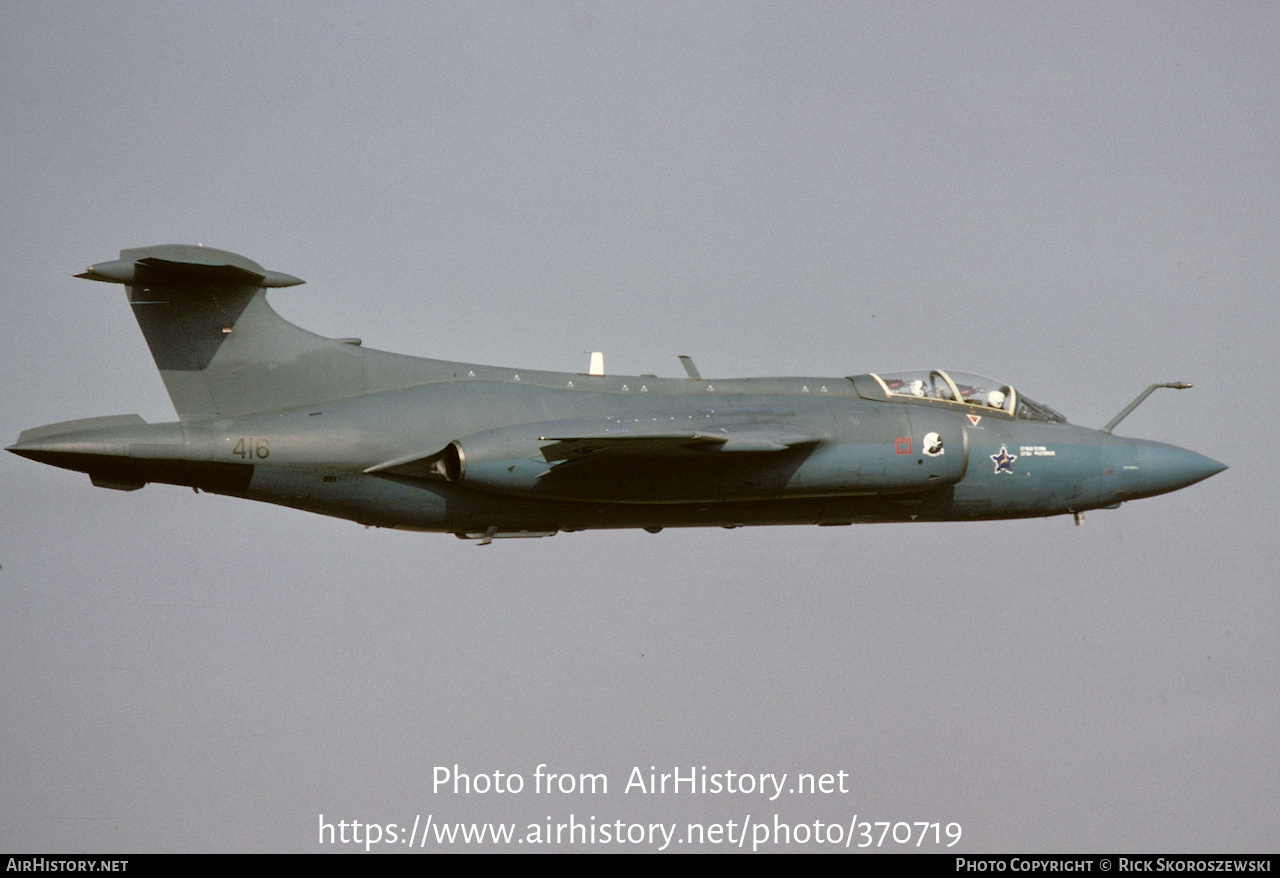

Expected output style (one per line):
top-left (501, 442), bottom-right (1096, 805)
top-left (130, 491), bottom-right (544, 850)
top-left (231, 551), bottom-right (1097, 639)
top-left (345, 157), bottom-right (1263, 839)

top-left (78, 245), bottom-right (377, 420)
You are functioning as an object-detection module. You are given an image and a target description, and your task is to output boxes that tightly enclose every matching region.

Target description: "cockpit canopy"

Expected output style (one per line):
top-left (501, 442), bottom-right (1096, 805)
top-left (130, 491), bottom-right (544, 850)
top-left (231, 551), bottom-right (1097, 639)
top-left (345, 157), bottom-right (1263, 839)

top-left (862, 370), bottom-right (1067, 423)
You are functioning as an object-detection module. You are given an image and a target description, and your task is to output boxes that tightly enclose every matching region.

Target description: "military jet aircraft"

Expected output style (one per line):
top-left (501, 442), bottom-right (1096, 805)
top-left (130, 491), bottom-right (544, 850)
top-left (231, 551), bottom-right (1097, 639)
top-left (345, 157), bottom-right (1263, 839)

top-left (9, 245), bottom-right (1225, 542)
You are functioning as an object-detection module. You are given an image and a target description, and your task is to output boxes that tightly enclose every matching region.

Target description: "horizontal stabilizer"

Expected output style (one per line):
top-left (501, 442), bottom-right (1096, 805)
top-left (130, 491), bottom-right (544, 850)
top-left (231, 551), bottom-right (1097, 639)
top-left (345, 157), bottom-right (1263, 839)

top-left (77, 245), bottom-right (304, 288)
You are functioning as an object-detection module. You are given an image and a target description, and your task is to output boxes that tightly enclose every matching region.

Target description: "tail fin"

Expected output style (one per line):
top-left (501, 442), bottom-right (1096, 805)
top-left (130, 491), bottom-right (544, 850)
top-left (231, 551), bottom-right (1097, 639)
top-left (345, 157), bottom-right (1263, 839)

top-left (79, 245), bottom-right (387, 420)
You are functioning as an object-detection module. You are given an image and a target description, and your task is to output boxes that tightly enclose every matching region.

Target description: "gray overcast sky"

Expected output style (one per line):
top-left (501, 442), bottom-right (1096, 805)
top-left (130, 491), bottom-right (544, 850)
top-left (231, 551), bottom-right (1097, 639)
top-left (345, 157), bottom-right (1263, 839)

top-left (2, 2), bottom-right (1276, 853)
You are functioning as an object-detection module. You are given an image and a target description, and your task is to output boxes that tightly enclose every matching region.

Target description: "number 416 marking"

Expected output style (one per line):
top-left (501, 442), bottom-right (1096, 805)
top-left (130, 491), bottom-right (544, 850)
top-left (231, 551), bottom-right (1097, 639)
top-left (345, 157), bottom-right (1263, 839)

top-left (231, 437), bottom-right (270, 459)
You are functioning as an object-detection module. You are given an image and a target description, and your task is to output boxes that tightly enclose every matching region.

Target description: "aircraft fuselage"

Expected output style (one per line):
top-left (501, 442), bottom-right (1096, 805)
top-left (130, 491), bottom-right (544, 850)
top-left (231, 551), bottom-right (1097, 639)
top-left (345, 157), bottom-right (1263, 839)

top-left (11, 364), bottom-right (1224, 536)
top-left (8, 245), bottom-right (1225, 540)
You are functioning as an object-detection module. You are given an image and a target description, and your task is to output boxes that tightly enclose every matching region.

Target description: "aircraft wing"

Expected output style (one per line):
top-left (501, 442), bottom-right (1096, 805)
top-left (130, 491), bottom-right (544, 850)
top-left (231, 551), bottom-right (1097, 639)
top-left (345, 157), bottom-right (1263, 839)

top-left (366, 420), bottom-right (822, 480)
top-left (537, 423), bottom-right (821, 462)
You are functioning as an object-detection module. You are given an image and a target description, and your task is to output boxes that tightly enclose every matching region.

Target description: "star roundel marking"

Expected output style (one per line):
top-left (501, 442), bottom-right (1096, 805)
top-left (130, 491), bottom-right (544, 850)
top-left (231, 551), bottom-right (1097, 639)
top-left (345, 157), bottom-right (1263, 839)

top-left (990, 445), bottom-right (1017, 474)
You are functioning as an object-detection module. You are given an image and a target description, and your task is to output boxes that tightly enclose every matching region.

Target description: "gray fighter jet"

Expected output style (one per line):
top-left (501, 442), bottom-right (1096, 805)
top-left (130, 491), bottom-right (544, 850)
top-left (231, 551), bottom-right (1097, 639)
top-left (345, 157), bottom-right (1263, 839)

top-left (9, 245), bottom-right (1226, 541)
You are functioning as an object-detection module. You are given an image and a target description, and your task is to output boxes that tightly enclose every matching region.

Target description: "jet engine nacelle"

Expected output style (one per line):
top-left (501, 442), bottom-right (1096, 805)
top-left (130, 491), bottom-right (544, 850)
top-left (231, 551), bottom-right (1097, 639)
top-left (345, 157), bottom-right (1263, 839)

top-left (444, 426), bottom-right (557, 495)
top-left (441, 421), bottom-right (967, 504)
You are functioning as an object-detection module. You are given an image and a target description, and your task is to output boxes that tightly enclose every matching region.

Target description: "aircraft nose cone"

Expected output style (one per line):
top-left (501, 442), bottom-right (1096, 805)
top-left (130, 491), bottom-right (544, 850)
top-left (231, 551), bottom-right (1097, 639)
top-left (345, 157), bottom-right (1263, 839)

top-left (1136, 442), bottom-right (1227, 496)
